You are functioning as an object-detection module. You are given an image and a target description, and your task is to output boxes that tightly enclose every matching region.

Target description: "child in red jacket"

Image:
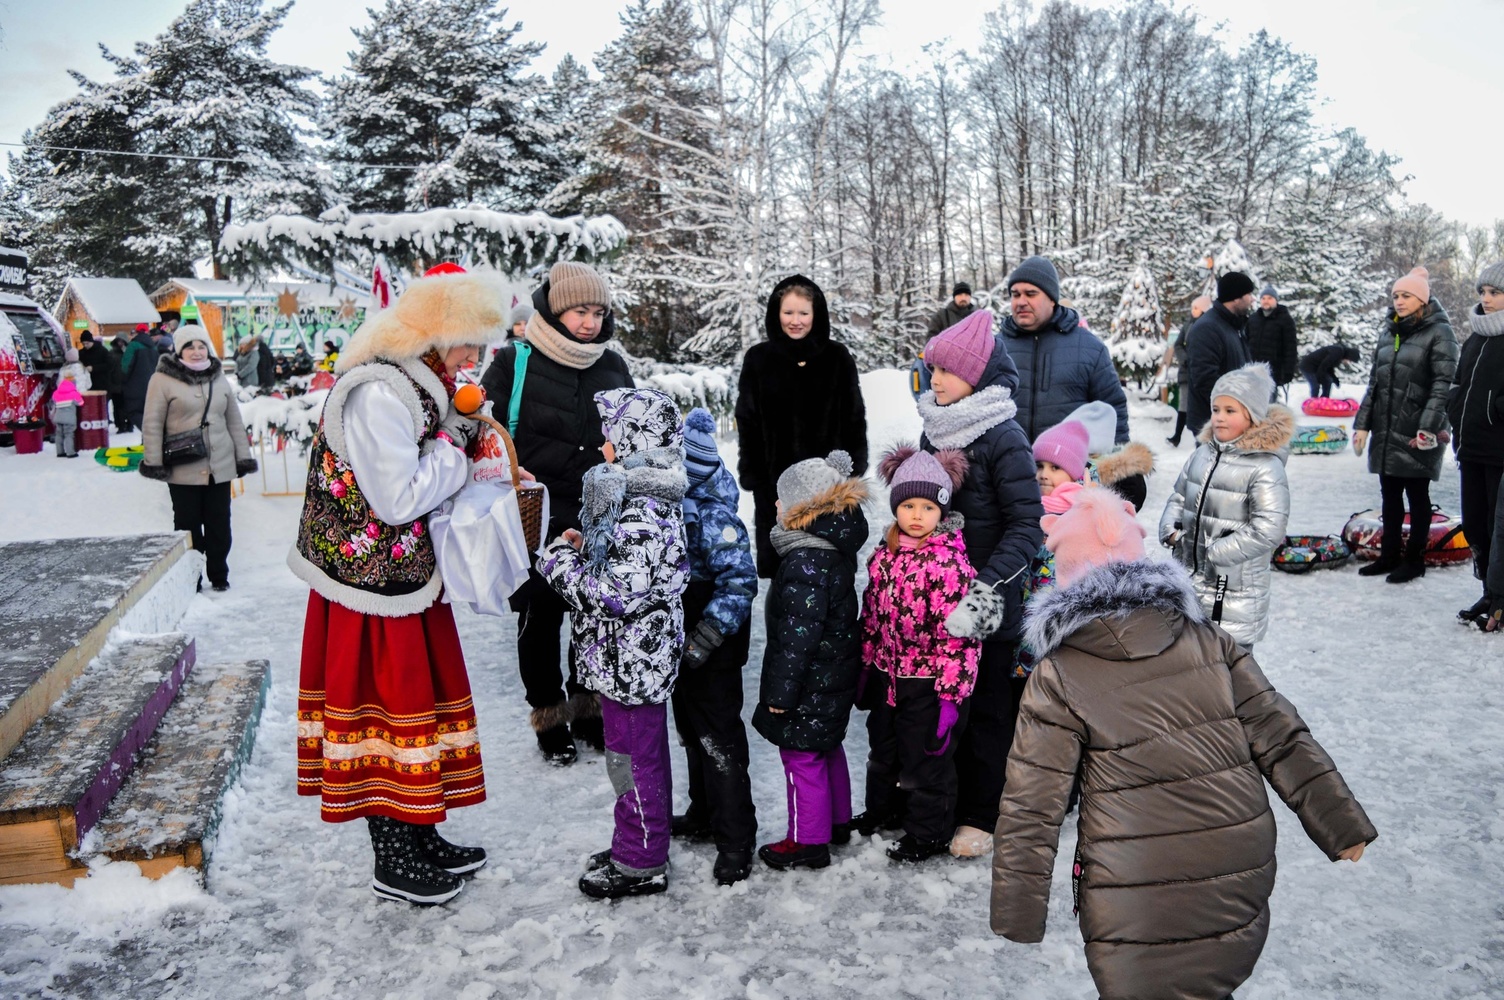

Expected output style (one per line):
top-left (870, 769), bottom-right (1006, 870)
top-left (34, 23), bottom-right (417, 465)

top-left (858, 444), bottom-right (980, 862)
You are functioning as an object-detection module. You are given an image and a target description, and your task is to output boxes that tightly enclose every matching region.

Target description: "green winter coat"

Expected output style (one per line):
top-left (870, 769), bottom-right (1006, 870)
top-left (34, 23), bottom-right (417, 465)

top-left (1354, 300), bottom-right (1459, 480)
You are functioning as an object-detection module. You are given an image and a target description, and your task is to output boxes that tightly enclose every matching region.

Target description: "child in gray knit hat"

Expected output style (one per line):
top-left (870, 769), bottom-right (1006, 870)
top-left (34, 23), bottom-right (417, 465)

top-left (1158, 363), bottom-right (1294, 650)
top-left (753, 449), bottom-right (870, 872)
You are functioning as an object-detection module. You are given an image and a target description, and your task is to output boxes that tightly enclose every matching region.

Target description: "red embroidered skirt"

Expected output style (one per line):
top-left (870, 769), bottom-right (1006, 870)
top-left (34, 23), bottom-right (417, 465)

top-left (297, 591), bottom-right (486, 823)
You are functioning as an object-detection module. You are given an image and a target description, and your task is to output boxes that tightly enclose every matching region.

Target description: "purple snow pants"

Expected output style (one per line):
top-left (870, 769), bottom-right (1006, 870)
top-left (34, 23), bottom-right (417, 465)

top-left (601, 697), bottom-right (672, 875)
top-left (779, 746), bottom-right (852, 845)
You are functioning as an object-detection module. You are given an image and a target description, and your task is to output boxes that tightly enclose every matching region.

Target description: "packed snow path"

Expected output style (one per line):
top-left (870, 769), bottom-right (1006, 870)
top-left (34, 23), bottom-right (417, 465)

top-left (0, 373), bottom-right (1498, 999)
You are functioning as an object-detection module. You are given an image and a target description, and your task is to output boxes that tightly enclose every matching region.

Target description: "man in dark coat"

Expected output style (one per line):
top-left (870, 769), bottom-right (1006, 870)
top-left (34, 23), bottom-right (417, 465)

top-left (926, 282), bottom-right (977, 336)
top-left (736, 275), bottom-right (868, 578)
top-left (107, 334), bottom-right (130, 431)
top-left (1186, 271), bottom-right (1256, 433)
top-left (1299, 342), bottom-right (1360, 398)
top-left (1245, 285), bottom-right (1299, 394)
top-left (998, 256), bottom-right (1129, 444)
top-left (256, 335), bottom-right (275, 387)
top-left (118, 324), bottom-right (158, 432)
top-left (480, 263), bottom-right (635, 766)
top-left (77, 331), bottom-right (117, 394)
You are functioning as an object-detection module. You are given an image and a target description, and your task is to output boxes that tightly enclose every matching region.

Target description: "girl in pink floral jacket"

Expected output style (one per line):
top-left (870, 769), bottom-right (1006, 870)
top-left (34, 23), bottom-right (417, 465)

top-left (857, 443), bottom-right (980, 863)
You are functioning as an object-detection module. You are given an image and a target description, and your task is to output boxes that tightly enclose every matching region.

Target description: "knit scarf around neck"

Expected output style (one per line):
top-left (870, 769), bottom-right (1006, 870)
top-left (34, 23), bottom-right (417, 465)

top-left (917, 385), bottom-right (1019, 449)
top-left (770, 523), bottom-right (836, 555)
top-left (525, 310), bottom-right (608, 370)
top-left (1470, 304), bottom-right (1504, 338)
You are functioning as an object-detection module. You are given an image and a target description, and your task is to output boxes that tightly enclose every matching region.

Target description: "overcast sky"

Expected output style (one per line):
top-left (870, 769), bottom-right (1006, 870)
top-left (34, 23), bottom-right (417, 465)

top-left (0, 0), bottom-right (1499, 227)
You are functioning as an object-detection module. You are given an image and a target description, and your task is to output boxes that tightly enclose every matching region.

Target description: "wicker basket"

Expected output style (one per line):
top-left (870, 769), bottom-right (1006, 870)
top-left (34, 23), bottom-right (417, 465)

top-left (474, 414), bottom-right (547, 551)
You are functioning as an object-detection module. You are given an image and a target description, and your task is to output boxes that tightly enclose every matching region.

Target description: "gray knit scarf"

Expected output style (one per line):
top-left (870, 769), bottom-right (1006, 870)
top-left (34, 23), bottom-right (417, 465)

top-left (524, 311), bottom-right (608, 370)
top-left (917, 385), bottom-right (1019, 449)
top-left (1470, 304), bottom-right (1504, 338)
top-left (770, 524), bottom-right (836, 555)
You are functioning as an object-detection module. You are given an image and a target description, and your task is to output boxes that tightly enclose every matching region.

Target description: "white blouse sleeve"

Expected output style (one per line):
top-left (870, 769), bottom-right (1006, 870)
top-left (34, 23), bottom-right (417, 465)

top-left (342, 380), bottom-right (468, 525)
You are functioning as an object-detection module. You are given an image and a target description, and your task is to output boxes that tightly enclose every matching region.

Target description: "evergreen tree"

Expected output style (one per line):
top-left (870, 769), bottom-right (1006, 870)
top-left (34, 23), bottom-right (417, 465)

top-left (536, 54), bottom-right (597, 216)
top-left (325, 0), bottom-right (557, 214)
top-left (580, 0), bottom-right (721, 360)
top-left (1107, 261), bottom-right (1165, 387)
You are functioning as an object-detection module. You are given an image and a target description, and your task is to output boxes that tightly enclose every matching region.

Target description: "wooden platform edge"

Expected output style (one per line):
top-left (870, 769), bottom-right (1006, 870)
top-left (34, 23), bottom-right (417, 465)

top-left (0, 533), bottom-right (190, 762)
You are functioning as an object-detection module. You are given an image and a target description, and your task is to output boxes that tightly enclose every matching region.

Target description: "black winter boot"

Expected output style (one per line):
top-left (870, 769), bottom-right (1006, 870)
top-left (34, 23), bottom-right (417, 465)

top-left (758, 838), bottom-right (830, 871)
top-left (849, 808), bottom-right (904, 836)
top-left (886, 834), bottom-right (951, 864)
top-left (411, 823), bottom-right (487, 874)
top-left (531, 702), bottom-right (577, 765)
top-left (713, 848), bottom-right (753, 885)
top-left (1386, 560), bottom-right (1426, 584)
top-left (1357, 557), bottom-right (1399, 577)
top-left (368, 816), bottom-right (464, 905)
top-left (569, 692), bottom-right (606, 752)
top-left (671, 811), bottom-right (713, 840)
top-left (579, 861), bottom-right (669, 899)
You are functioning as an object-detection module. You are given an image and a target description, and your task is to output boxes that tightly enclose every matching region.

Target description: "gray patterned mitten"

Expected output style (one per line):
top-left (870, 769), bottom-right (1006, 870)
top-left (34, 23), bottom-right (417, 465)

top-left (944, 580), bottom-right (1007, 640)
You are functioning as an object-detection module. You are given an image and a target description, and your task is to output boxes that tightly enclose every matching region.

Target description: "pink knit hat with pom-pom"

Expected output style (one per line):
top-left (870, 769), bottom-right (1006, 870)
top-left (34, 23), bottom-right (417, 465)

top-left (924, 309), bottom-right (995, 387)
top-left (1041, 486), bottom-right (1146, 587)
top-left (878, 442), bottom-right (968, 515)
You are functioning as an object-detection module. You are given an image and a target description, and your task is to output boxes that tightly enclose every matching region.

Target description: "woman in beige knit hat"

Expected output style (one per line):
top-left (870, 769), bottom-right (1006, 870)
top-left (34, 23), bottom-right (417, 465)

top-left (1352, 265), bottom-right (1459, 583)
top-left (479, 259), bottom-right (634, 765)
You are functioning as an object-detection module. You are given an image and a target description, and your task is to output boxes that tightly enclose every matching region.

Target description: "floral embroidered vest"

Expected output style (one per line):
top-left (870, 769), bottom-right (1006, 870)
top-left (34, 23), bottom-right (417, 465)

top-left (295, 363), bottom-right (443, 600)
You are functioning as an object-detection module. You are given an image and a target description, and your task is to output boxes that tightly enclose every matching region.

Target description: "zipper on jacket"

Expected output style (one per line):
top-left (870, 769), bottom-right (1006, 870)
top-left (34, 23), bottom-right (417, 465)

top-left (1030, 334), bottom-right (1043, 440)
top-left (1457, 340), bottom-right (1486, 451)
top-left (1188, 447), bottom-right (1223, 575)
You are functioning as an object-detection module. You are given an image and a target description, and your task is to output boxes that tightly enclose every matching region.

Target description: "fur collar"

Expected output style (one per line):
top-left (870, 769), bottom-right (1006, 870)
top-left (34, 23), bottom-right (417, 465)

top-left (917, 385), bottom-right (1019, 449)
top-left (579, 459), bottom-right (687, 567)
top-left (1470, 304), bottom-right (1504, 338)
top-left (781, 478), bottom-right (869, 532)
top-left (1195, 403), bottom-right (1295, 453)
top-left (1024, 559), bottom-right (1203, 658)
top-left (1092, 441), bottom-right (1153, 485)
top-left (155, 353), bottom-right (223, 384)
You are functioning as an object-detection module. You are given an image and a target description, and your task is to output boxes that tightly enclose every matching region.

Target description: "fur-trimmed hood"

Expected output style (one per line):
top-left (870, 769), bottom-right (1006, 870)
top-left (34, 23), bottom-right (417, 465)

top-left (579, 457), bottom-right (688, 567)
top-left (780, 477), bottom-right (869, 533)
top-left (1023, 558), bottom-right (1203, 659)
top-left (1092, 441), bottom-right (1153, 485)
top-left (336, 270), bottom-right (507, 373)
top-left (1196, 403), bottom-right (1295, 454)
top-left (155, 352), bottom-right (223, 384)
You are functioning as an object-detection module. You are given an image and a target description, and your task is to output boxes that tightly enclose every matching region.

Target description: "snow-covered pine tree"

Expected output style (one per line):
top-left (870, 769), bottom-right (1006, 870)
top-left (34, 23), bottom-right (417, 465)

top-left (579, 0), bottom-right (726, 361)
top-left (1202, 237), bottom-right (1261, 299)
top-left (324, 0), bottom-right (558, 214)
top-left (536, 55), bottom-right (598, 217)
top-left (1107, 262), bottom-right (1165, 388)
top-left (131, 0), bottom-right (324, 279)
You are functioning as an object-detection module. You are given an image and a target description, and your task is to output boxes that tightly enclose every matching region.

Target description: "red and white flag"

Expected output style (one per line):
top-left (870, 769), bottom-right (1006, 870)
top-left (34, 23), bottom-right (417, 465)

top-left (369, 255), bottom-right (393, 312)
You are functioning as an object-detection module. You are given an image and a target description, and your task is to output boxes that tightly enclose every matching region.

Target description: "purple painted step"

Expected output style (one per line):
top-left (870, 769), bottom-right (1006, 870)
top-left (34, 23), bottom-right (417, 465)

top-left (0, 634), bottom-right (196, 849)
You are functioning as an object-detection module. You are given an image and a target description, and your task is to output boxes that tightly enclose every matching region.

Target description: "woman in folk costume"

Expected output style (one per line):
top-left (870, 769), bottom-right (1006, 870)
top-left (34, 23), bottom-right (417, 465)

top-left (290, 265), bottom-right (499, 906)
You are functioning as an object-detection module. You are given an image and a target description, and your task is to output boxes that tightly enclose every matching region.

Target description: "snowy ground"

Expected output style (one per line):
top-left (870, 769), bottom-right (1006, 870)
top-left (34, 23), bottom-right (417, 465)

top-left (0, 373), bottom-right (1499, 1000)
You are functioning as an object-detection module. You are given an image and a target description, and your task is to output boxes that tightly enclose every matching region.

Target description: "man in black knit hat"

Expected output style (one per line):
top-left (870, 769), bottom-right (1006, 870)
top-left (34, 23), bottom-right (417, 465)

top-left (1184, 271), bottom-right (1256, 433)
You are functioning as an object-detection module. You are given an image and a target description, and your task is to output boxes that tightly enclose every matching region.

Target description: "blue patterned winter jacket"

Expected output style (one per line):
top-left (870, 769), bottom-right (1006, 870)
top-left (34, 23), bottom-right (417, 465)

top-left (685, 462), bottom-right (758, 636)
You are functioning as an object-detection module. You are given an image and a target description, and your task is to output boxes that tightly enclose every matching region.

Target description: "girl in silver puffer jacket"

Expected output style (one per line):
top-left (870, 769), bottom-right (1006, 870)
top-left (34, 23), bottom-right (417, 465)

top-left (1159, 363), bottom-right (1293, 648)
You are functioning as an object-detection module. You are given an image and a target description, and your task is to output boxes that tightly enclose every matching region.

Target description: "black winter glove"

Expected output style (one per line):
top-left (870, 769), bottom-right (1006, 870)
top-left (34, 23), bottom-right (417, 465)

top-left (139, 463), bottom-right (169, 482)
top-left (236, 458), bottom-right (259, 477)
top-left (854, 667), bottom-right (885, 712)
top-left (681, 621), bottom-right (724, 669)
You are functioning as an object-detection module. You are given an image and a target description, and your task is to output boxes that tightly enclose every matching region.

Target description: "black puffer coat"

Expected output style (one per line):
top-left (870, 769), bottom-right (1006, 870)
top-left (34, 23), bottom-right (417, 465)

top-left (479, 281), bottom-right (634, 536)
top-left (1246, 303), bottom-right (1299, 385)
top-left (926, 299), bottom-right (977, 336)
top-left (1001, 305), bottom-right (1129, 443)
top-left (1445, 305), bottom-right (1504, 465)
top-left (1186, 302), bottom-right (1252, 431)
top-left (752, 480), bottom-right (868, 752)
top-left (736, 275), bottom-right (869, 577)
top-left (918, 335), bottom-right (1045, 644)
top-left (1354, 301), bottom-right (1459, 480)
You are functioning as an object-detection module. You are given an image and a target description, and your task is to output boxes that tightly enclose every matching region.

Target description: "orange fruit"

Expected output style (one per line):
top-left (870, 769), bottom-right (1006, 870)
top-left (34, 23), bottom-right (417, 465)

top-left (453, 382), bottom-right (486, 415)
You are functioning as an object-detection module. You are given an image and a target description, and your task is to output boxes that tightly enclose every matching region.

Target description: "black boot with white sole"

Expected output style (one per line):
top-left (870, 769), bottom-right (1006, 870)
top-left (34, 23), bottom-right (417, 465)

top-left (368, 815), bottom-right (464, 905)
top-left (411, 823), bottom-right (487, 875)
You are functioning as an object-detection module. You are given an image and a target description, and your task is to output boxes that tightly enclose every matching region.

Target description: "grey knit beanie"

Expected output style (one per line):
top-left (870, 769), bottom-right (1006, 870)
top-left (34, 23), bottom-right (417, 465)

top-left (1260, 284), bottom-right (1278, 300)
top-left (777, 450), bottom-right (854, 521)
top-left (1211, 362), bottom-right (1275, 424)
top-left (1006, 255), bottom-right (1061, 304)
top-left (509, 302), bottom-right (535, 328)
top-left (1477, 261), bottom-right (1504, 294)
top-left (547, 261), bottom-right (612, 314)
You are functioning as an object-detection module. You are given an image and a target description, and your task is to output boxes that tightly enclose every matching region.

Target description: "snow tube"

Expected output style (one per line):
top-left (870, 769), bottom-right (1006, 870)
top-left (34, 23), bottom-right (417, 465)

top-left (1271, 534), bottom-right (1351, 573)
top-left (94, 444), bottom-right (143, 472)
top-left (1340, 507), bottom-right (1470, 567)
top-left (1290, 425), bottom-right (1348, 455)
top-left (1301, 397), bottom-right (1360, 417)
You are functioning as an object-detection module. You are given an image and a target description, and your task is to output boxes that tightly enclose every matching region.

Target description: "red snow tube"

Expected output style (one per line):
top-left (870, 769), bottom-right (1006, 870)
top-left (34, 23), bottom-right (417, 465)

top-left (1302, 397), bottom-right (1360, 417)
top-left (1340, 507), bottom-right (1471, 567)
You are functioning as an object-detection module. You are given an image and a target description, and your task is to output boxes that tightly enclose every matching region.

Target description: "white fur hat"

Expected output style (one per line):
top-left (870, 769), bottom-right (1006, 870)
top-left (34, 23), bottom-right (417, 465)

top-left (336, 269), bottom-right (506, 374)
top-left (173, 323), bottom-right (216, 356)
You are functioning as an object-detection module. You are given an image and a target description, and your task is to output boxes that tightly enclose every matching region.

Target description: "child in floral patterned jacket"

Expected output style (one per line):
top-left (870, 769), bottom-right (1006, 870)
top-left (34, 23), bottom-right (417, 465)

top-left (542, 388), bottom-right (690, 900)
top-left (858, 443), bottom-right (980, 863)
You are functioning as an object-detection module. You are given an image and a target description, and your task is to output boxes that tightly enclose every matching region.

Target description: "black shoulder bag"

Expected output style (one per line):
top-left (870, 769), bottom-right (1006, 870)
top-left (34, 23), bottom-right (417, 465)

top-left (162, 378), bottom-right (215, 466)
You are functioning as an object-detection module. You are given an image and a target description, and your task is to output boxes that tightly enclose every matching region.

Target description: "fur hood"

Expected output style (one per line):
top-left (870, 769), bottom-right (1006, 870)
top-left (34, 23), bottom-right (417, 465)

top-left (155, 352), bottom-right (223, 384)
top-left (1023, 558), bottom-right (1203, 658)
top-left (336, 270), bottom-right (507, 374)
top-left (1092, 441), bottom-right (1153, 485)
top-left (579, 457), bottom-right (687, 567)
top-left (1195, 403), bottom-right (1295, 454)
top-left (781, 477), bottom-right (870, 533)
